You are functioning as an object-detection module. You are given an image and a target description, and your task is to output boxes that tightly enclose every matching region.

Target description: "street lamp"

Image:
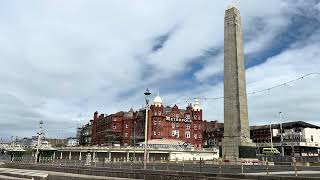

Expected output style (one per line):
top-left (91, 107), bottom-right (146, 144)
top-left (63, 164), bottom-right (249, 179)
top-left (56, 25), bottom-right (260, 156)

top-left (269, 119), bottom-right (273, 149)
top-left (279, 112), bottom-right (284, 156)
top-left (144, 88), bottom-right (151, 170)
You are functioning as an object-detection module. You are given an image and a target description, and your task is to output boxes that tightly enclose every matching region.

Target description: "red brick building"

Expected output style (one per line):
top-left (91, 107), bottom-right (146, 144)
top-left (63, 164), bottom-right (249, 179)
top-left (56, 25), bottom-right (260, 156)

top-left (90, 95), bottom-right (203, 148)
top-left (202, 120), bottom-right (224, 147)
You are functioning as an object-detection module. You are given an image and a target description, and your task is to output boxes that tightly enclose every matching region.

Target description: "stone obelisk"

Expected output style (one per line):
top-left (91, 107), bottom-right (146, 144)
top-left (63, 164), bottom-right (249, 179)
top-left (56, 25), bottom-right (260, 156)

top-left (222, 4), bottom-right (254, 161)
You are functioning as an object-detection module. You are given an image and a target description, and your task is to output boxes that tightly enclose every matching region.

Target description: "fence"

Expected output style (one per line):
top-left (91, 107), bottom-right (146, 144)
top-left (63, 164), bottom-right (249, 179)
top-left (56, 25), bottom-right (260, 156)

top-left (2, 154), bottom-right (320, 177)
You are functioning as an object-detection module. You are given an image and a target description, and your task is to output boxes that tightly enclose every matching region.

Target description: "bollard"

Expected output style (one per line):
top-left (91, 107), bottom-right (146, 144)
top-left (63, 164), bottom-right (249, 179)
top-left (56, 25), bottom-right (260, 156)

top-left (182, 158), bottom-right (185, 172)
top-left (266, 159), bottom-right (269, 175)
top-left (241, 164), bottom-right (244, 174)
top-left (293, 157), bottom-right (298, 177)
top-left (219, 159), bottom-right (222, 174)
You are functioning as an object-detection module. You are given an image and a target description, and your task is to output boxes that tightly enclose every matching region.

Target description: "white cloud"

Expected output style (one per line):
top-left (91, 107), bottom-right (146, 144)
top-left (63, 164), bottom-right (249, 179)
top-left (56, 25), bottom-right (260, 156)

top-left (0, 0), bottom-right (319, 139)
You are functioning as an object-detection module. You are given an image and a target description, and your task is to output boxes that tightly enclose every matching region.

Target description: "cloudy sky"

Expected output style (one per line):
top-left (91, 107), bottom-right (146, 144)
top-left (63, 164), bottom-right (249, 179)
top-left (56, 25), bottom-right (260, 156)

top-left (0, 0), bottom-right (320, 140)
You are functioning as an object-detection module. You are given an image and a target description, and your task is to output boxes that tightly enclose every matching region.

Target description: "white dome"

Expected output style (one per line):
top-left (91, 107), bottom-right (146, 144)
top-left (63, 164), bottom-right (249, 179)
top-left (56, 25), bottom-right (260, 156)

top-left (154, 95), bottom-right (163, 107)
top-left (193, 99), bottom-right (201, 111)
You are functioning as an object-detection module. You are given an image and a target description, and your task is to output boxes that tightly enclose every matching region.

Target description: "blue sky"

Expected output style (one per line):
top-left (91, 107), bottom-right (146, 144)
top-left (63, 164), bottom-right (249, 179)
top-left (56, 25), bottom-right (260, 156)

top-left (0, 0), bottom-right (320, 140)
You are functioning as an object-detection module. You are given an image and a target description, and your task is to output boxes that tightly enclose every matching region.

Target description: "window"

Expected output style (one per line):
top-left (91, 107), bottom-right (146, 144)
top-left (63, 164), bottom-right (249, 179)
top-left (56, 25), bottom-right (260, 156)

top-left (158, 120), bottom-right (161, 125)
top-left (125, 123), bottom-right (128, 129)
top-left (172, 130), bottom-right (176, 136)
top-left (158, 111), bottom-right (161, 115)
top-left (185, 131), bottom-right (190, 138)
top-left (186, 114), bottom-right (190, 119)
top-left (186, 124), bottom-right (190, 129)
top-left (311, 135), bottom-right (314, 142)
top-left (194, 124), bottom-right (197, 130)
top-left (154, 131), bottom-right (156, 136)
top-left (198, 124), bottom-right (201, 129)
top-left (158, 132), bottom-right (161, 136)
top-left (176, 114), bottom-right (179, 118)
top-left (172, 130), bottom-right (179, 137)
top-left (155, 112), bottom-right (157, 116)
top-left (125, 132), bottom-right (128, 137)
top-left (194, 134), bottom-right (197, 139)
top-left (198, 133), bottom-right (201, 139)
top-left (154, 120), bottom-right (157, 126)
top-left (194, 115), bottom-right (197, 119)
top-left (172, 122), bottom-right (175, 128)
top-left (176, 122), bottom-right (179, 128)
top-left (113, 124), bottom-right (116, 129)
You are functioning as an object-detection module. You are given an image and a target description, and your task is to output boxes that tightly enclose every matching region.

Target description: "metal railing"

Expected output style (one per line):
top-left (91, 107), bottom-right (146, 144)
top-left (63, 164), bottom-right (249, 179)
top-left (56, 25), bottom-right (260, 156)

top-left (2, 154), bottom-right (320, 177)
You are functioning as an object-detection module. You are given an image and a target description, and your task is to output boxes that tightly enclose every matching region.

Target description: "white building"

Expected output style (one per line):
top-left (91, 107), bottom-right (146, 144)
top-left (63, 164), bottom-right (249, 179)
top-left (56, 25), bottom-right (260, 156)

top-left (67, 137), bottom-right (79, 147)
top-left (251, 121), bottom-right (320, 156)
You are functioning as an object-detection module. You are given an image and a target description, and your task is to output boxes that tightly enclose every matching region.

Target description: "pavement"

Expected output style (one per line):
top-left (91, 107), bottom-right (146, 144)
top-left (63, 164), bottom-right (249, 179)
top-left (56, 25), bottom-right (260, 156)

top-left (0, 168), bottom-right (137, 180)
top-left (0, 174), bottom-right (30, 180)
top-left (245, 170), bottom-right (320, 175)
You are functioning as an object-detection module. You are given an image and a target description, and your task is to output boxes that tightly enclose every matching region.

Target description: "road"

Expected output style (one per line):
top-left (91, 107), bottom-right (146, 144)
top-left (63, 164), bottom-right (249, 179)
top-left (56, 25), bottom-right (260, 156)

top-left (0, 167), bottom-right (137, 180)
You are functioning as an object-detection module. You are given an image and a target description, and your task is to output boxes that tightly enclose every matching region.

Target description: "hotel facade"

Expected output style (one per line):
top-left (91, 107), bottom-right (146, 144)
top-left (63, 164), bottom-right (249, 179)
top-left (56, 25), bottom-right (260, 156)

top-left (86, 95), bottom-right (203, 148)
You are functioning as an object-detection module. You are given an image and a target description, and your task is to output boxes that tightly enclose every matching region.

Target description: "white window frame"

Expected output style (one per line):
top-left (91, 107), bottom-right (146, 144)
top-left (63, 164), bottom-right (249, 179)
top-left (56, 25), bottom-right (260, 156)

top-left (185, 131), bottom-right (190, 138)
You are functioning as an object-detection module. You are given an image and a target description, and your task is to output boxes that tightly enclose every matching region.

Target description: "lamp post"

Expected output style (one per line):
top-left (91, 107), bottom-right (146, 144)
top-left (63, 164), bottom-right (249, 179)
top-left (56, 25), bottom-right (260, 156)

top-left (144, 88), bottom-right (151, 170)
top-left (35, 120), bottom-right (44, 163)
top-left (291, 128), bottom-right (295, 157)
top-left (269, 120), bottom-right (273, 149)
top-left (133, 120), bottom-right (136, 161)
top-left (279, 112), bottom-right (284, 156)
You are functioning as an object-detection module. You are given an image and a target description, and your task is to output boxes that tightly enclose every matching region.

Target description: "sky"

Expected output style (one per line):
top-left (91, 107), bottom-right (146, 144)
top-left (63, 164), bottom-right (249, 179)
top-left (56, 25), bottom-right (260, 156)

top-left (0, 0), bottom-right (320, 140)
